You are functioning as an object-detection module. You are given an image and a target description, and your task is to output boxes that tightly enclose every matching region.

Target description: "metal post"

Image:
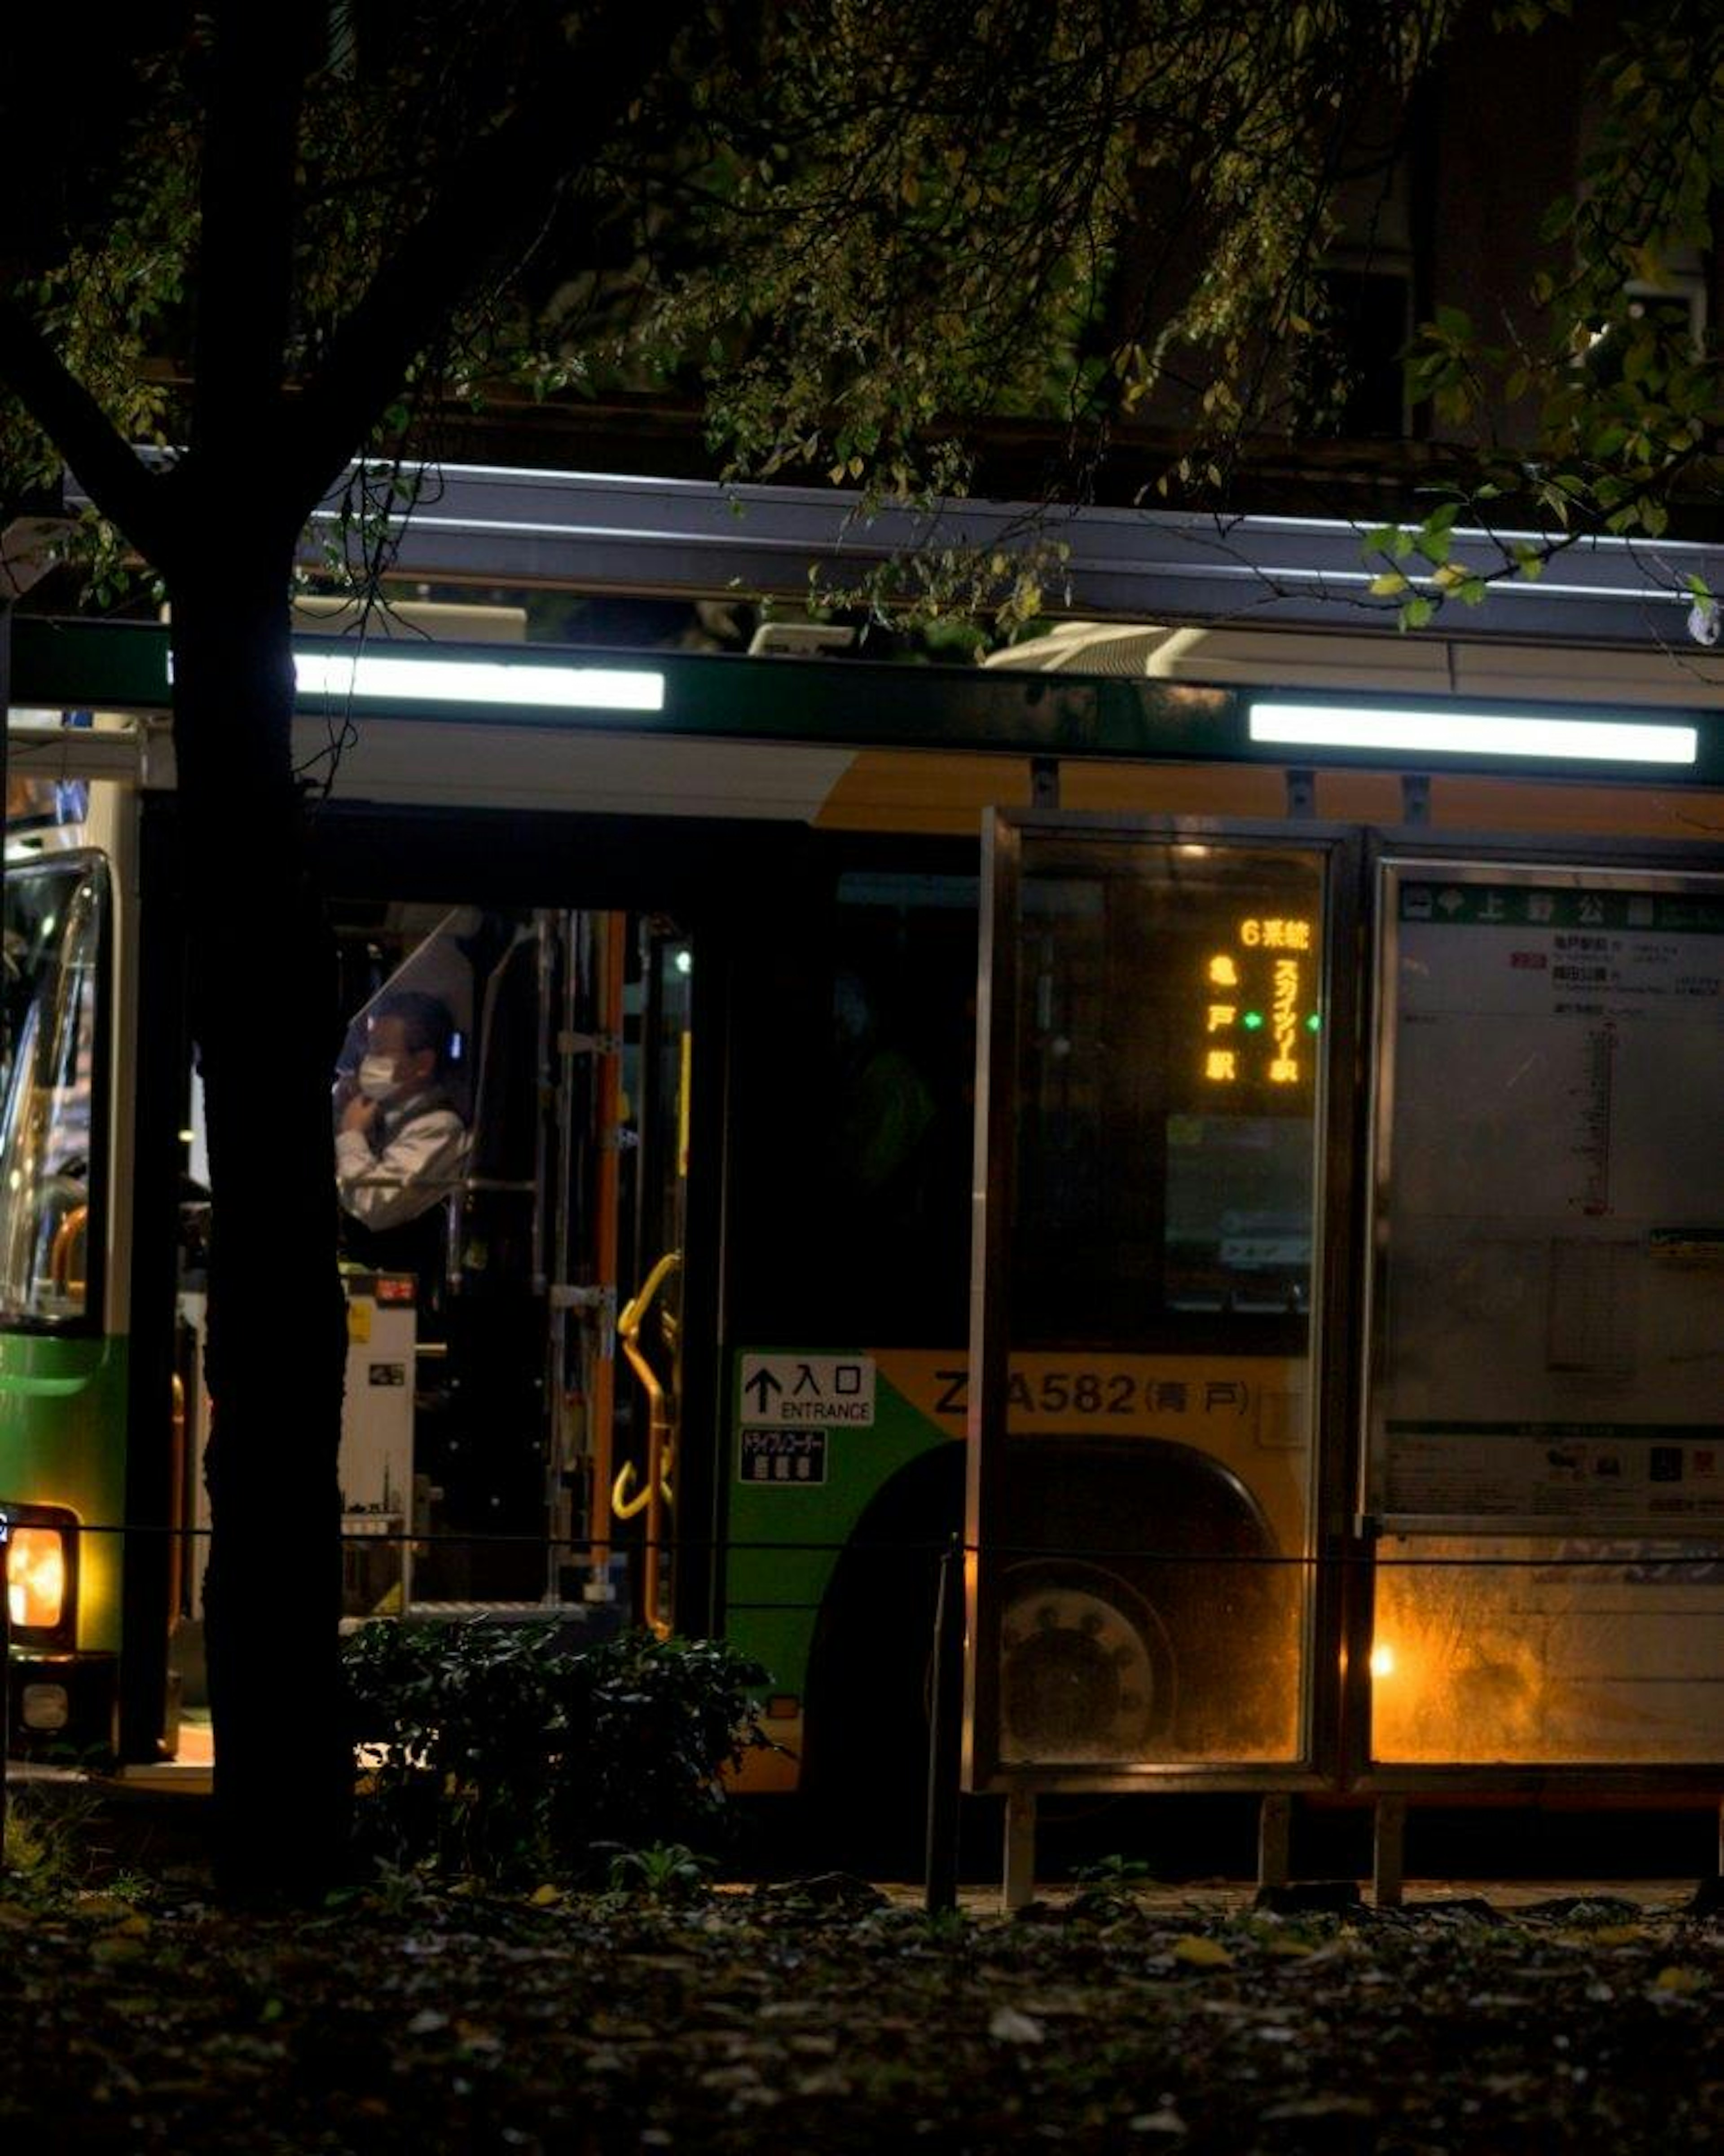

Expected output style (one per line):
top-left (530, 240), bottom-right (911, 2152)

top-left (1373, 1795), bottom-right (1407, 1910)
top-left (924, 1534), bottom-right (963, 1915)
top-left (1258, 1792), bottom-right (1292, 1892)
top-left (1003, 1786), bottom-right (1037, 1913)
top-left (585, 914), bottom-right (627, 1601)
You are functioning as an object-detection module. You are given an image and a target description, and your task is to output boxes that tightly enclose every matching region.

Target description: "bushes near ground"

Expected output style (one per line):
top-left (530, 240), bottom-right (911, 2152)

top-left (341, 1621), bottom-right (768, 1882)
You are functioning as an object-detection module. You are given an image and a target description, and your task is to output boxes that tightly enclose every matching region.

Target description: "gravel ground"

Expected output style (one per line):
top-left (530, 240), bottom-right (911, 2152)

top-left (4, 1855), bottom-right (1722, 2153)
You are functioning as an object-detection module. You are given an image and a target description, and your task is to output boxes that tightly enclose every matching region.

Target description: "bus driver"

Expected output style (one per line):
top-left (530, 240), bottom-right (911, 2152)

top-left (334, 990), bottom-right (468, 1233)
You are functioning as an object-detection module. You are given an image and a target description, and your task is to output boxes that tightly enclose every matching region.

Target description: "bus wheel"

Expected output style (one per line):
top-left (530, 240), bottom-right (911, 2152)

top-left (998, 1562), bottom-right (1175, 1763)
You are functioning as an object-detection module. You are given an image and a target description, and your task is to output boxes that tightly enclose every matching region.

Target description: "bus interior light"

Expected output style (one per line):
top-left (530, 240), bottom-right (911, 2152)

top-left (1247, 700), bottom-right (1699, 767)
top-left (7, 1522), bottom-right (68, 1631)
top-left (295, 653), bottom-right (667, 714)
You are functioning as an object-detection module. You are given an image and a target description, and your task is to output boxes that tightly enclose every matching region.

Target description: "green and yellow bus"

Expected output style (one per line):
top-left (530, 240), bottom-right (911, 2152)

top-left (5, 612), bottom-right (1723, 1851)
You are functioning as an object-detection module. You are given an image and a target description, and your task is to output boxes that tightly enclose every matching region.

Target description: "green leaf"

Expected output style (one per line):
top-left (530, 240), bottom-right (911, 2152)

top-left (1368, 571), bottom-right (1409, 597)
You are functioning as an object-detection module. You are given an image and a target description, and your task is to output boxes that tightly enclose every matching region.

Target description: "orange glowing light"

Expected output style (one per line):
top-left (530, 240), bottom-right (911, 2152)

top-left (6, 1525), bottom-right (66, 1630)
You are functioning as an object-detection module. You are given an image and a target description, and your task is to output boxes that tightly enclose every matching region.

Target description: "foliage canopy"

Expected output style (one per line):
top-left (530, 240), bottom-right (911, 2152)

top-left (2, 0), bottom-right (1463, 626)
top-left (5, 2), bottom-right (1718, 631)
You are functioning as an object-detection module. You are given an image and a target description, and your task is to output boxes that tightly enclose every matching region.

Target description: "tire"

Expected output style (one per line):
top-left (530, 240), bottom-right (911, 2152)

top-left (997, 1560), bottom-right (1176, 1762)
top-left (996, 1436), bottom-right (1292, 1761)
top-left (800, 1433), bottom-right (1294, 1850)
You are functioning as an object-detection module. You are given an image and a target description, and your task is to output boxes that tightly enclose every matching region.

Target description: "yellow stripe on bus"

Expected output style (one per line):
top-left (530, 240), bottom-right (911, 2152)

top-left (873, 1348), bottom-right (1310, 1555)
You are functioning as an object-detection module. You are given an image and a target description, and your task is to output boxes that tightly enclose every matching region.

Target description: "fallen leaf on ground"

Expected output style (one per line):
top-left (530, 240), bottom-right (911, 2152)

top-left (1172, 1936), bottom-right (1234, 1968)
top-left (988, 2004), bottom-right (1046, 2045)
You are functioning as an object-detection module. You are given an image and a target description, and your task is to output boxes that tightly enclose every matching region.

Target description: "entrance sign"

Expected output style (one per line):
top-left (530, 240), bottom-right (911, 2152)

top-left (1368, 864), bottom-right (1724, 1531)
top-left (738, 1354), bottom-right (876, 1427)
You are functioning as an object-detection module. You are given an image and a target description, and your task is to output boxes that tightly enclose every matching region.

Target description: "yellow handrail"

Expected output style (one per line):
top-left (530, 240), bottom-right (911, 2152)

top-left (611, 1249), bottom-right (681, 1636)
top-left (49, 1202), bottom-right (88, 1299)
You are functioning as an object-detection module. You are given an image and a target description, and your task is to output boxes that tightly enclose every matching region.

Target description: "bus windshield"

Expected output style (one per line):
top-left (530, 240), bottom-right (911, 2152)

top-left (0, 856), bottom-right (107, 1327)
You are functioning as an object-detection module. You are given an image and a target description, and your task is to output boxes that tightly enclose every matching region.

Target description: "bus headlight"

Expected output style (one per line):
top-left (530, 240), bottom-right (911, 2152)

top-left (4, 1515), bottom-right (73, 1636)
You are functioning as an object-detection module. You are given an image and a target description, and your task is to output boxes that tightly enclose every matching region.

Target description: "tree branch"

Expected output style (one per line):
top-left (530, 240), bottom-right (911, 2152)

top-left (0, 295), bottom-right (177, 560)
top-left (282, 0), bottom-right (702, 517)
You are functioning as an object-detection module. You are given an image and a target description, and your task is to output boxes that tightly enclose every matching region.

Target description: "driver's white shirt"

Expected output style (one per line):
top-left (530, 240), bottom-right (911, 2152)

top-left (335, 1089), bottom-right (468, 1231)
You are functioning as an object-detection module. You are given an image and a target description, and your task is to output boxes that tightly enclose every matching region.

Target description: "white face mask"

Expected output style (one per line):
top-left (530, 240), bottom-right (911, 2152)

top-left (357, 1054), bottom-right (398, 1102)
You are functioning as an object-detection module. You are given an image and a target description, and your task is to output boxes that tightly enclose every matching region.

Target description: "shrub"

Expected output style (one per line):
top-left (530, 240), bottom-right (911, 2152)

top-left (602, 1842), bottom-right (716, 1905)
top-left (341, 1620), bottom-right (769, 1882)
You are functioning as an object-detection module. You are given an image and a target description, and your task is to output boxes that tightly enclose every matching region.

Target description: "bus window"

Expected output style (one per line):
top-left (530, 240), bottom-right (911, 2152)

top-left (1164, 1113), bottom-right (1314, 1315)
top-left (0, 859), bottom-right (107, 1327)
top-left (827, 869), bottom-right (977, 1341)
top-left (725, 858), bottom-right (980, 1347)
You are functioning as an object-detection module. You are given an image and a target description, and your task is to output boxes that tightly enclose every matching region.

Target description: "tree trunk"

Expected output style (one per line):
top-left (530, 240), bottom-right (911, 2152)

top-left (169, 551), bottom-right (351, 1901)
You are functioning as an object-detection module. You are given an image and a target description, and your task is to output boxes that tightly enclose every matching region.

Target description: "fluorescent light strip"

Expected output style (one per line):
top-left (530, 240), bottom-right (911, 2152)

top-left (295, 652), bottom-right (665, 713)
top-left (1249, 701), bottom-right (1698, 767)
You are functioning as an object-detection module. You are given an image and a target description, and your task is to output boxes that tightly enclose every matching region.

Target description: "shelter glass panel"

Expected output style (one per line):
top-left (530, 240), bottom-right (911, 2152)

top-left (972, 827), bottom-right (1328, 1777)
top-left (1372, 1534), bottom-right (1724, 1764)
top-left (1366, 861), bottom-right (1724, 1764)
